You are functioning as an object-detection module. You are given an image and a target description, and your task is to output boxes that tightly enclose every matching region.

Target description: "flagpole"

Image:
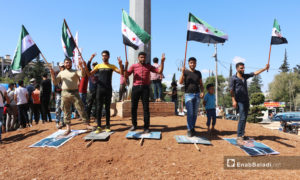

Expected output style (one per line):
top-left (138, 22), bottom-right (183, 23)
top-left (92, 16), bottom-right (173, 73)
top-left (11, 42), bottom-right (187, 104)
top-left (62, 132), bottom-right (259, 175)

top-left (64, 19), bottom-right (85, 62)
top-left (267, 44), bottom-right (272, 72)
top-left (124, 45), bottom-right (128, 62)
top-left (183, 40), bottom-right (188, 67)
top-left (29, 38), bottom-right (50, 67)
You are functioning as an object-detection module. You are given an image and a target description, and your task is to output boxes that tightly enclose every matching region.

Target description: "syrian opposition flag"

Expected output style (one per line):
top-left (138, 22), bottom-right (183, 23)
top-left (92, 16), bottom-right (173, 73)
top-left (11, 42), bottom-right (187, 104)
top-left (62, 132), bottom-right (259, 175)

top-left (72, 32), bottom-right (81, 69)
top-left (61, 20), bottom-right (76, 57)
top-left (122, 9), bottom-right (151, 50)
top-left (11, 25), bottom-right (40, 73)
top-left (187, 13), bottom-right (228, 44)
top-left (271, 19), bottom-right (288, 45)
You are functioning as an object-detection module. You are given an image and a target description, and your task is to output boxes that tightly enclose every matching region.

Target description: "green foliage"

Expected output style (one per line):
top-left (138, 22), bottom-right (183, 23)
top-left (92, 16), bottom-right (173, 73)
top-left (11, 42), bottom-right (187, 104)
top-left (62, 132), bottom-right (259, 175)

top-left (269, 72), bottom-right (300, 110)
top-left (248, 75), bottom-right (262, 97)
top-left (248, 93), bottom-right (266, 123)
top-left (204, 75), bottom-right (230, 107)
top-left (279, 48), bottom-right (290, 73)
top-left (293, 64), bottom-right (300, 74)
top-left (250, 92), bottom-right (265, 106)
top-left (248, 105), bottom-right (267, 123)
top-left (161, 83), bottom-right (167, 101)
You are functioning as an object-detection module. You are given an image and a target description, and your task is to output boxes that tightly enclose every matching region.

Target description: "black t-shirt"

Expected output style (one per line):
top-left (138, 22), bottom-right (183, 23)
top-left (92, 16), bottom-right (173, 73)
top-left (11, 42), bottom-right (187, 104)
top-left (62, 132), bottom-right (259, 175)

top-left (184, 70), bottom-right (202, 93)
top-left (171, 87), bottom-right (177, 100)
top-left (40, 79), bottom-right (52, 97)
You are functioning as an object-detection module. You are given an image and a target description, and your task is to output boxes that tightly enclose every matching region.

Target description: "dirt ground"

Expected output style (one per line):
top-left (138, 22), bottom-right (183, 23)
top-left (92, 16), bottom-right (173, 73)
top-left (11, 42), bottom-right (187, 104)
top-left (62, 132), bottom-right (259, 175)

top-left (1, 115), bottom-right (300, 179)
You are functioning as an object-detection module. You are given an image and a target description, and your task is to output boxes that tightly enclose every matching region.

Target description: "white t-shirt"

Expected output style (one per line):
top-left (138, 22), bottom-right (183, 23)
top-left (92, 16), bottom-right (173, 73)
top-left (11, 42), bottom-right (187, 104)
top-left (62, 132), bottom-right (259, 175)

top-left (7, 89), bottom-right (16, 106)
top-left (14, 86), bottom-right (28, 105)
top-left (0, 85), bottom-right (7, 107)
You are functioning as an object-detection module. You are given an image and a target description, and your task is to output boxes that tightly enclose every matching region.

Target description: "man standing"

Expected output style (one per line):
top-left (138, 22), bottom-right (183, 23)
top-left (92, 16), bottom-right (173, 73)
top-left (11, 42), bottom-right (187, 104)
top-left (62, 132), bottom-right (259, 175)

top-left (55, 62), bottom-right (65, 129)
top-left (50, 57), bottom-right (94, 135)
top-left (86, 50), bottom-right (123, 133)
top-left (0, 84), bottom-right (10, 143)
top-left (26, 78), bottom-right (35, 126)
top-left (86, 57), bottom-right (98, 120)
top-left (14, 80), bottom-right (29, 129)
top-left (6, 83), bottom-right (17, 131)
top-left (150, 57), bottom-right (163, 102)
top-left (230, 62), bottom-right (269, 146)
top-left (179, 57), bottom-right (204, 137)
top-left (40, 73), bottom-right (52, 123)
top-left (78, 55), bottom-right (95, 113)
top-left (125, 52), bottom-right (165, 133)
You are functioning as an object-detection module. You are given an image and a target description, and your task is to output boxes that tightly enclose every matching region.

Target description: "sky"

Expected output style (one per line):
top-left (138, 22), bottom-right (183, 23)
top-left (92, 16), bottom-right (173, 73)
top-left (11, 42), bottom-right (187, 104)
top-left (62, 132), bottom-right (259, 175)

top-left (0, 0), bottom-right (299, 91)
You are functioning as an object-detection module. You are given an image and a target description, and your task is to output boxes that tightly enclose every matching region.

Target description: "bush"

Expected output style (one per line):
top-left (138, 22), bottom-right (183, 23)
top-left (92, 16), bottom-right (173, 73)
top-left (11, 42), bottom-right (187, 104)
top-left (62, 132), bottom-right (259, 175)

top-left (247, 93), bottom-right (266, 123)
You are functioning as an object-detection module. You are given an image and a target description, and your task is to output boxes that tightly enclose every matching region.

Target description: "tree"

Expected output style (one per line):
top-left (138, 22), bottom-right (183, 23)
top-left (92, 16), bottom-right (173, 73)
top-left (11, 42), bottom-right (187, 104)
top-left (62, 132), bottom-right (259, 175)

top-left (279, 48), bottom-right (290, 73)
top-left (293, 64), bottom-right (300, 74)
top-left (204, 75), bottom-right (230, 107)
top-left (269, 72), bottom-right (300, 110)
top-left (247, 93), bottom-right (267, 123)
top-left (248, 75), bottom-right (262, 97)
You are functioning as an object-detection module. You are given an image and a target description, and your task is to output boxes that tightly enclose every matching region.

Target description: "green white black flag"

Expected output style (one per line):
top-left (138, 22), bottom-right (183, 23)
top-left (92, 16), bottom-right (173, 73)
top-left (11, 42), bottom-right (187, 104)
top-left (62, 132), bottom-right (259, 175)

top-left (61, 20), bottom-right (76, 57)
top-left (187, 13), bottom-right (228, 44)
top-left (122, 9), bottom-right (151, 50)
top-left (11, 25), bottom-right (40, 73)
top-left (271, 19), bottom-right (288, 45)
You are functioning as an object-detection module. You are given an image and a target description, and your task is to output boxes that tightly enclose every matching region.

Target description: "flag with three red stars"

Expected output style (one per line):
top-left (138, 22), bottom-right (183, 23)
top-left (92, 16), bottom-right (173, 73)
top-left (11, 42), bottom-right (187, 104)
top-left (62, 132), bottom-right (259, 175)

top-left (187, 13), bottom-right (228, 44)
top-left (11, 25), bottom-right (40, 73)
top-left (122, 9), bottom-right (151, 50)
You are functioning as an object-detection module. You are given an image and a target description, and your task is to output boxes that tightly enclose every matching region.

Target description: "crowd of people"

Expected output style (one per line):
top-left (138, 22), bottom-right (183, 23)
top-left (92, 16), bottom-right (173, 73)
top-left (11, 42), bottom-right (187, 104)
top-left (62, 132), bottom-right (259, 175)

top-left (0, 50), bottom-right (269, 146)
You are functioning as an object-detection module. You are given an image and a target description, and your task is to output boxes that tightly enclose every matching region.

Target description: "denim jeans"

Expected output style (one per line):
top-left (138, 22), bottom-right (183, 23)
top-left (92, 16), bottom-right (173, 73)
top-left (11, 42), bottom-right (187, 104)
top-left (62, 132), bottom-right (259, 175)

top-left (172, 98), bottom-right (178, 115)
top-left (0, 107), bottom-right (3, 139)
top-left (55, 93), bottom-right (63, 123)
top-left (151, 80), bottom-right (162, 100)
top-left (206, 109), bottom-right (216, 127)
top-left (237, 102), bottom-right (249, 137)
top-left (185, 93), bottom-right (200, 130)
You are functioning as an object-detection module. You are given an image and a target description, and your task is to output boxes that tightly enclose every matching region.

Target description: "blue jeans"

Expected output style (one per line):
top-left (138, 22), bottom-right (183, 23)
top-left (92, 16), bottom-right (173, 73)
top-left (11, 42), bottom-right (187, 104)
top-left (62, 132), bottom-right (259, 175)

top-left (237, 102), bottom-right (249, 137)
top-left (172, 98), bottom-right (178, 115)
top-left (206, 109), bottom-right (216, 127)
top-left (185, 93), bottom-right (200, 130)
top-left (152, 80), bottom-right (162, 100)
top-left (0, 107), bottom-right (3, 139)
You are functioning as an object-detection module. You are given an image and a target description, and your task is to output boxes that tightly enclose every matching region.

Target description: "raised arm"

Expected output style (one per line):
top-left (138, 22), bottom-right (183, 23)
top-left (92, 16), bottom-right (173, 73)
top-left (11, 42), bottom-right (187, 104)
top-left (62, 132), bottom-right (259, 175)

top-left (179, 66), bottom-right (185, 85)
top-left (113, 57), bottom-right (124, 75)
top-left (84, 53), bottom-right (97, 77)
top-left (254, 64), bottom-right (270, 75)
top-left (50, 67), bottom-right (61, 86)
top-left (158, 53), bottom-right (165, 74)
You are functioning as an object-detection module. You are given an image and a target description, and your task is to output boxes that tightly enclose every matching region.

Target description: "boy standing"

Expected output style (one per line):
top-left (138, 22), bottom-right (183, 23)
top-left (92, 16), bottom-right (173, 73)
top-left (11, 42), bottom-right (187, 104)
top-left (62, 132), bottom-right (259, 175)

top-left (203, 84), bottom-right (216, 132)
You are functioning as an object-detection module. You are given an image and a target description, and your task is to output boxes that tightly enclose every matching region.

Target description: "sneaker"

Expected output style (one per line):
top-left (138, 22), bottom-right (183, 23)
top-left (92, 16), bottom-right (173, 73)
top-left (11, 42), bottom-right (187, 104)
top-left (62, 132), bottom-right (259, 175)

top-left (143, 129), bottom-right (150, 134)
top-left (129, 126), bottom-right (137, 131)
top-left (57, 124), bottom-right (64, 129)
top-left (236, 137), bottom-right (244, 146)
top-left (191, 128), bottom-right (196, 136)
top-left (56, 123), bottom-right (60, 129)
top-left (242, 136), bottom-right (250, 140)
top-left (94, 127), bottom-right (103, 134)
top-left (187, 130), bottom-right (192, 137)
top-left (104, 128), bottom-right (111, 132)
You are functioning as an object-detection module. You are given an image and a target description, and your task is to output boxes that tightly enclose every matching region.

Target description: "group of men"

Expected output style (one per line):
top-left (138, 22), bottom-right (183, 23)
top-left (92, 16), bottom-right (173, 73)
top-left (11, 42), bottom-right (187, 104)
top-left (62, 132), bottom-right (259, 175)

top-left (0, 73), bottom-right (54, 143)
top-left (0, 49), bottom-right (270, 146)
top-left (49, 50), bottom-right (165, 135)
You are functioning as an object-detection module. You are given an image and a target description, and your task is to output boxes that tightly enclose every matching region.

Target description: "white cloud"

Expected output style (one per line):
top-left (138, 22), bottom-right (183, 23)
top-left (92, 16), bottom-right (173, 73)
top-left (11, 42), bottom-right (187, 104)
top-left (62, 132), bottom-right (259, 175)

top-left (232, 56), bottom-right (246, 64)
top-left (201, 69), bottom-right (210, 74)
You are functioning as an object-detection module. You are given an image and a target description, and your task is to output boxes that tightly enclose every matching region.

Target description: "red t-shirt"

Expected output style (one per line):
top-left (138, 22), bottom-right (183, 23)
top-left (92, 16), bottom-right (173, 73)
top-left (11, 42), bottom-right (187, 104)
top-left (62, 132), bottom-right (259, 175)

top-left (127, 63), bottom-right (159, 86)
top-left (79, 76), bottom-right (89, 93)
